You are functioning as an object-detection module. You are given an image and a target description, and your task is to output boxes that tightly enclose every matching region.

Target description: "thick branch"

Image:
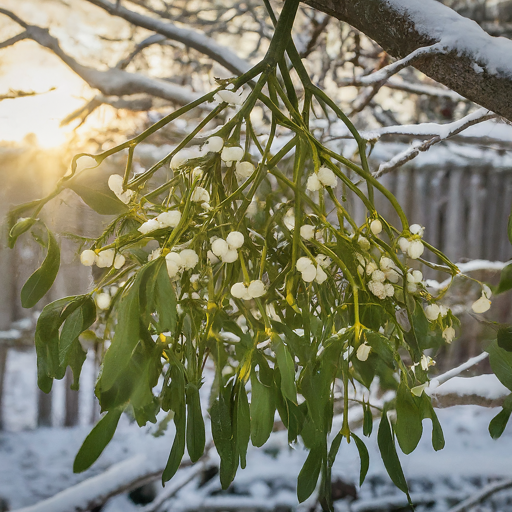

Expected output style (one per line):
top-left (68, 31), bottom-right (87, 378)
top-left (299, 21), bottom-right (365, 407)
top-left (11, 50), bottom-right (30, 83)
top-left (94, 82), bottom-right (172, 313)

top-left (304, 0), bottom-right (512, 122)
top-left (85, 0), bottom-right (251, 75)
top-left (0, 10), bottom-right (200, 106)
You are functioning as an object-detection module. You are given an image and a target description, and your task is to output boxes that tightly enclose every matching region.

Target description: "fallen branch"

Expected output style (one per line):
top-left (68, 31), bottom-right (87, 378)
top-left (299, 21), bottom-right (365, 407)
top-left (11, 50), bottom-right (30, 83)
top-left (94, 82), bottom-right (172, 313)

top-left (447, 478), bottom-right (512, 512)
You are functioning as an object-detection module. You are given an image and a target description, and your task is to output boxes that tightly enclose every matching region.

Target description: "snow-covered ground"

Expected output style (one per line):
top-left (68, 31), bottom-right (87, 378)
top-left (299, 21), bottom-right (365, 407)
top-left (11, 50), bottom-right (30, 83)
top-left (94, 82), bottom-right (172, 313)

top-left (2, 348), bottom-right (512, 512)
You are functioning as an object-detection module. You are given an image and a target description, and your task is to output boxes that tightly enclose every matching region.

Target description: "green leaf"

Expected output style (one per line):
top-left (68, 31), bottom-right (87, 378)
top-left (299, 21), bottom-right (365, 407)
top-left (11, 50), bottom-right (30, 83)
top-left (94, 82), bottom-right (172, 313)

top-left (487, 340), bottom-right (512, 391)
top-left (489, 394), bottom-right (512, 439)
top-left (59, 297), bottom-right (96, 389)
top-left (351, 432), bottom-right (370, 486)
top-left (236, 383), bottom-right (251, 469)
top-left (73, 408), bottom-right (123, 473)
top-left (211, 393), bottom-right (237, 489)
top-left (495, 263), bottom-right (512, 295)
top-left (154, 260), bottom-right (177, 333)
top-left (377, 405), bottom-right (411, 500)
top-left (68, 167), bottom-right (128, 215)
top-left (99, 279), bottom-right (141, 391)
top-left (363, 402), bottom-right (373, 437)
top-left (35, 296), bottom-right (85, 392)
top-left (327, 431), bottom-right (343, 468)
top-left (186, 383), bottom-right (205, 463)
top-left (250, 370), bottom-right (275, 447)
top-left (395, 383), bottom-right (423, 454)
top-left (297, 444), bottom-right (323, 503)
top-left (162, 365), bottom-right (186, 483)
top-left (8, 217), bottom-right (36, 248)
top-left (21, 228), bottom-right (60, 308)
top-left (498, 326), bottom-right (512, 352)
top-left (273, 335), bottom-right (297, 403)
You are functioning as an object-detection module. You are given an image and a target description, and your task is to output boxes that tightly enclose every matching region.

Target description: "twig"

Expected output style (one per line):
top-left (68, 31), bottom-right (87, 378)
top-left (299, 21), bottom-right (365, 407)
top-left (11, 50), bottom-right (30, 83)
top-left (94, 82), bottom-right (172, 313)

top-left (447, 478), bottom-right (512, 512)
top-left (372, 108), bottom-right (498, 177)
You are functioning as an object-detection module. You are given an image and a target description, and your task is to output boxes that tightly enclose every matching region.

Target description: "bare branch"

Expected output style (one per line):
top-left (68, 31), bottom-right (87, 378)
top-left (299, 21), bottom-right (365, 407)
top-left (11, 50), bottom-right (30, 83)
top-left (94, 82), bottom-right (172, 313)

top-left (115, 33), bottom-right (167, 70)
top-left (0, 10), bottom-right (201, 106)
top-left (60, 95), bottom-right (154, 126)
top-left (304, 0), bottom-right (512, 122)
top-left (372, 108), bottom-right (497, 177)
top-left (0, 31), bottom-right (28, 49)
top-left (0, 87), bottom-right (55, 102)
top-left (447, 478), bottom-right (512, 512)
top-left (85, 0), bottom-right (251, 75)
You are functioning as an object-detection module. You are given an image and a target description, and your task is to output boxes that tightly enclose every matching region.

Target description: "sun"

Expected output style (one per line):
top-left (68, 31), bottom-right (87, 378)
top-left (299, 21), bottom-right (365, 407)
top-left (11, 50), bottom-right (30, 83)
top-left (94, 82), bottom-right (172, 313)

top-left (0, 41), bottom-right (87, 149)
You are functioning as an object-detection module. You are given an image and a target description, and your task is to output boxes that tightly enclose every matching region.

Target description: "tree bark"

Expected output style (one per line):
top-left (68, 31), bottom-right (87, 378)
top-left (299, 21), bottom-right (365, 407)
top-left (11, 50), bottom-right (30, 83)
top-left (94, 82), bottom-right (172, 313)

top-left (304, 0), bottom-right (512, 122)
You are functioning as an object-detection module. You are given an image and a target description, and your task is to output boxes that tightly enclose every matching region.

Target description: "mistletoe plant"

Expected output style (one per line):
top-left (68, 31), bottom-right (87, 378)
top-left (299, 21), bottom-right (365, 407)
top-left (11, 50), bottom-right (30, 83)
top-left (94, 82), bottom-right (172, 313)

top-left (7, 0), bottom-right (504, 508)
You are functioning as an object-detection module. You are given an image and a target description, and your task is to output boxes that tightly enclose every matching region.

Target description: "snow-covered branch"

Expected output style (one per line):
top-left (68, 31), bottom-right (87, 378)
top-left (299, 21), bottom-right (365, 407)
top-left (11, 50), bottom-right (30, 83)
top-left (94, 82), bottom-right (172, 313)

top-left (0, 10), bottom-right (201, 106)
top-left (447, 478), bottom-right (512, 512)
top-left (85, 0), bottom-right (251, 76)
top-left (372, 108), bottom-right (497, 177)
top-left (304, 0), bottom-right (512, 122)
top-left (359, 43), bottom-right (445, 85)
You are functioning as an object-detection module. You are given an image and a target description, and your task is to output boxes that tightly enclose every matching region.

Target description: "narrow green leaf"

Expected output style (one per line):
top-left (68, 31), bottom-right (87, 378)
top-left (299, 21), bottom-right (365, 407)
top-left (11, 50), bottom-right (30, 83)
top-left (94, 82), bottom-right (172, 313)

top-left (236, 383), bottom-right (251, 469)
top-left (395, 383), bottom-right (423, 454)
top-left (487, 340), bottom-right (512, 391)
top-left (21, 228), bottom-right (60, 308)
top-left (489, 394), bottom-right (512, 439)
top-left (68, 168), bottom-right (128, 215)
top-left (351, 432), bottom-right (370, 486)
top-left (498, 326), bottom-right (512, 352)
top-left (162, 366), bottom-right (186, 483)
top-left (73, 408), bottom-right (123, 473)
top-left (327, 431), bottom-right (343, 468)
top-left (99, 280), bottom-right (141, 391)
top-left (250, 371), bottom-right (275, 447)
top-left (363, 402), bottom-right (373, 437)
top-left (377, 406), bottom-right (410, 499)
top-left (211, 394), bottom-right (237, 489)
top-left (297, 444), bottom-right (323, 503)
top-left (154, 261), bottom-right (177, 333)
top-left (495, 263), bottom-right (512, 295)
top-left (8, 217), bottom-right (36, 248)
top-left (186, 384), bottom-right (205, 463)
top-left (273, 336), bottom-right (296, 403)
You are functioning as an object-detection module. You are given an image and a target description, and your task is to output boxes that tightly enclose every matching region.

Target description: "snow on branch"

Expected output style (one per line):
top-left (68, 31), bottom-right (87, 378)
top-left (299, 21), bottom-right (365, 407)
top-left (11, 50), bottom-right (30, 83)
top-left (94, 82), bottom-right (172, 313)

top-left (0, 10), bottom-right (201, 107)
top-left (447, 478), bottom-right (512, 512)
top-left (10, 448), bottom-right (209, 512)
top-left (372, 108), bottom-right (497, 177)
top-left (359, 43), bottom-right (446, 85)
top-left (305, 0), bottom-right (512, 122)
top-left (425, 259), bottom-right (509, 291)
top-left (85, 0), bottom-right (251, 76)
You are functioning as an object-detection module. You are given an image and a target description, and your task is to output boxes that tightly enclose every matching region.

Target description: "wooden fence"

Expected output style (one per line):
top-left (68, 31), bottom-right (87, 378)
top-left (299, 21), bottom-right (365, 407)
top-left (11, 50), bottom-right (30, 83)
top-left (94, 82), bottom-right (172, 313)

top-left (0, 145), bottom-right (511, 430)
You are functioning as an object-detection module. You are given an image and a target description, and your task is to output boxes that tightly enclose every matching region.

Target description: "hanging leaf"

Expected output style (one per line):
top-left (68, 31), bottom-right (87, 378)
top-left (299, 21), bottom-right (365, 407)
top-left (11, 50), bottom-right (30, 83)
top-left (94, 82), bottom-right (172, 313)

top-left (250, 370), bottom-right (275, 447)
top-left (236, 383), bottom-right (251, 469)
top-left (351, 432), bottom-right (370, 486)
top-left (98, 278), bottom-right (141, 391)
top-left (154, 260), bottom-right (177, 333)
top-left (489, 394), bottom-right (512, 439)
top-left (487, 340), bottom-right (512, 391)
top-left (495, 263), bottom-right (512, 295)
top-left (73, 407), bottom-right (123, 473)
top-left (186, 383), bottom-right (205, 463)
top-left (35, 295), bottom-right (87, 392)
top-left (210, 391), bottom-right (238, 489)
top-left (68, 167), bottom-right (128, 215)
top-left (273, 335), bottom-right (297, 403)
top-left (21, 228), bottom-right (60, 309)
top-left (363, 401), bottom-right (373, 437)
top-left (498, 326), bottom-right (512, 352)
top-left (377, 405), bottom-right (411, 501)
top-left (395, 382), bottom-right (423, 454)
top-left (8, 217), bottom-right (36, 249)
top-left (297, 444), bottom-right (323, 503)
top-left (162, 365), bottom-right (186, 483)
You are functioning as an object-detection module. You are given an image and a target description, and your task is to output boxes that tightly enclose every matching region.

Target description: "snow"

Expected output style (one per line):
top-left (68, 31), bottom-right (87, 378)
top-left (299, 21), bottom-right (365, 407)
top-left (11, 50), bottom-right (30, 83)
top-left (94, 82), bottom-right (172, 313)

top-left (432, 374), bottom-right (509, 401)
top-left (387, 0), bottom-right (512, 78)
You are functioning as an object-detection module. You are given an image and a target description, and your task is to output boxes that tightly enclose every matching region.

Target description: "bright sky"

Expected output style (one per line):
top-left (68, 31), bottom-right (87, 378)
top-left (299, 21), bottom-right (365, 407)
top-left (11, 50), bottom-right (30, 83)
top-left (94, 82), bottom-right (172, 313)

top-left (0, 41), bottom-right (87, 148)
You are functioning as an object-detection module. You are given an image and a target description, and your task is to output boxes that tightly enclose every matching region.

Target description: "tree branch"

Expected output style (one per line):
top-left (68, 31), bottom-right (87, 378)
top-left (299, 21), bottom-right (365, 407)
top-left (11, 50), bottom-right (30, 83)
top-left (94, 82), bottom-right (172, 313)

top-left (447, 478), bottom-right (512, 512)
top-left (85, 0), bottom-right (251, 75)
top-left (304, 0), bottom-right (512, 122)
top-left (0, 10), bottom-right (201, 106)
